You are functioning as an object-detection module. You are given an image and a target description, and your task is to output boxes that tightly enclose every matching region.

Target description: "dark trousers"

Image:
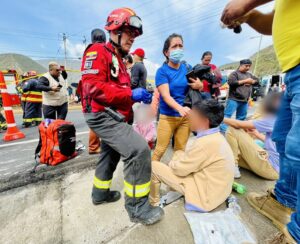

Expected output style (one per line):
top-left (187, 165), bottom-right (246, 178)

top-left (24, 102), bottom-right (42, 123)
top-left (43, 102), bottom-right (68, 120)
top-left (0, 110), bottom-right (6, 129)
top-left (84, 112), bottom-right (151, 217)
top-left (21, 101), bottom-right (26, 124)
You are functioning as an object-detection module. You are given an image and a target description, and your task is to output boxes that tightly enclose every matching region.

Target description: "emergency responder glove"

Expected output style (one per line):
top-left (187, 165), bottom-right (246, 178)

top-left (131, 88), bottom-right (152, 104)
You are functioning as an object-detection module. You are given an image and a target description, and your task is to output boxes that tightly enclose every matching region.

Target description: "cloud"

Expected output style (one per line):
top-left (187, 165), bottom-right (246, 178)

top-left (144, 59), bottom-right (160, 77)
top-left (62, 39), bottom-right (85, 58)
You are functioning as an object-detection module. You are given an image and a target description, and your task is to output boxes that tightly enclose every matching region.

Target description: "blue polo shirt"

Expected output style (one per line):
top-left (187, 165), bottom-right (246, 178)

top-left (155, 62), bottom-right (190, 117)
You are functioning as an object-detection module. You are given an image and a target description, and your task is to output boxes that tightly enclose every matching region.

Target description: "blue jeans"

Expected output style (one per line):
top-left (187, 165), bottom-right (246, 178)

top-left (272, 64), bottom-right (300, 242)
top-left (220, 99), bottom-right (248, 133)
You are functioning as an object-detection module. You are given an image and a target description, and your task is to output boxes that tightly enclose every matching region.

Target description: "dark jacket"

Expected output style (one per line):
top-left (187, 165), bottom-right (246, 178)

top-left (131, 62), bottom-right (147, 89)
top-left (38, 71), bottom-right (68, 92)
top-left (228, 70), bottom-right (258, 102)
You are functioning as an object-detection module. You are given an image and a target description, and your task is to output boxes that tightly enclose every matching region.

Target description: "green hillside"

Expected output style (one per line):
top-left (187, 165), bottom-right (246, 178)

top-left (220, 45), bottom-right (281, 77)
top-left (0, 53), bottom-right (47, 74)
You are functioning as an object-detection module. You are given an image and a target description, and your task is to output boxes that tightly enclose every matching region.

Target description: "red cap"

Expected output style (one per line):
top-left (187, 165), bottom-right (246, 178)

top-left (131, 48), bottom-right (145, 59)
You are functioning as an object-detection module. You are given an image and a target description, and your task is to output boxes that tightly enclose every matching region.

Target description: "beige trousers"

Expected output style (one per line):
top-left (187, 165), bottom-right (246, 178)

top-left (149, 161), bottom-right (185, 206)
top-left (152, 115), bottom-right (190, 161)
top-left (226, 126), bottom-right (278, 180)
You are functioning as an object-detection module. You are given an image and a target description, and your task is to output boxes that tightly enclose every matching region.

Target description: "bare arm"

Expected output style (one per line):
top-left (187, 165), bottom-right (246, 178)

top-left (248, 129), bottom-right (266, 141)
top-left (157, 84), bottom-right (190, 116)
top-left (245, 10), bottom-right (274, 35)
top-left (221, 0), bottom-right (274, 25)
top-left (223, 118), bottom-right (256, 130)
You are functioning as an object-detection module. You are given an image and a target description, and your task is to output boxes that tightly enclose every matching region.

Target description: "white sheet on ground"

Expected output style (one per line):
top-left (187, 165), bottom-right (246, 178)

top-left (184, 210), bottom-right (256, 244)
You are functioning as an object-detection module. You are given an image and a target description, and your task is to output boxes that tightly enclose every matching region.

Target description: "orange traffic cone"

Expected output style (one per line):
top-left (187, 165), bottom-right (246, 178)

top-left (0, 71), bottom-right (25, 141)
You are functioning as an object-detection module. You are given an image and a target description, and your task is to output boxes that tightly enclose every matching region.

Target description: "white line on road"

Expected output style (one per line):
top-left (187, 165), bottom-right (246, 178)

top-left (0, 131), bottom-right (89, 149)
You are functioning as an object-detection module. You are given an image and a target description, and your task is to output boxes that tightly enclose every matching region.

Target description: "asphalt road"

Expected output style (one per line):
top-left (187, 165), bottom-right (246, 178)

top-left (0, 104), bottom-right (257, 186)
top-left (0, 109), bottom-right (90, 180)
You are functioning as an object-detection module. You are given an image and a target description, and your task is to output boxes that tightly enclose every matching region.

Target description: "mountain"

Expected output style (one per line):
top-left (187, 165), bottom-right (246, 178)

top-left (0, 53), bottom-right (47, 74)
top-left (220, 45), bottom-right (281, 77)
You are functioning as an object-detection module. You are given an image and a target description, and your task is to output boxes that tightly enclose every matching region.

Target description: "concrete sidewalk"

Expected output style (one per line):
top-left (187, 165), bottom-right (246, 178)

top-left (0, 140), bottom-right (279, 244)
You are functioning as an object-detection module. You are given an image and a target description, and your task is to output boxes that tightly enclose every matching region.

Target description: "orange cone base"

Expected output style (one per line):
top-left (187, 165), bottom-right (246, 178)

top-left (3, 130), bottom-right (25, 142)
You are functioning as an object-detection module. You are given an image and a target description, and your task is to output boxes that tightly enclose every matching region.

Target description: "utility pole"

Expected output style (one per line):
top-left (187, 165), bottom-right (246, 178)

top-left (252, 34), bottom-right (263, 76)
top-left (83, 36), bottom-right (87, 48)
top-left (63, 33), bottom-right (67, 68)
top-left (62, 33), bottom-right (69, 103)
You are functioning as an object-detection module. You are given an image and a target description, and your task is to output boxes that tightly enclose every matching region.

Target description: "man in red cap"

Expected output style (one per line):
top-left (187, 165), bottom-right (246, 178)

top-left (131, 48), bottom-right (147, 89)
top-left (80, 7), bottom-right (164, 225)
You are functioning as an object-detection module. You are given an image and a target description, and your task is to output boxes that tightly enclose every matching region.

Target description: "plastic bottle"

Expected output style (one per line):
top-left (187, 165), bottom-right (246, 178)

top-left (226, 195), bottom-right (242, 215)
top-left (232, 182), bottom-right (247, 195)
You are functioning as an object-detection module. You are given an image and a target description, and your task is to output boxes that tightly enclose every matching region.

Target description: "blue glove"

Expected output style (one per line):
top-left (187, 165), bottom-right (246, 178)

top-left (132, 88), bottom-right (152, 104)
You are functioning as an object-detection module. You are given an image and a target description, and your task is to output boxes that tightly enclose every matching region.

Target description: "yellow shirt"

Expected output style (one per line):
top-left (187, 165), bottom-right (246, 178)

top-left (273, 0), bottom-right (300, 72)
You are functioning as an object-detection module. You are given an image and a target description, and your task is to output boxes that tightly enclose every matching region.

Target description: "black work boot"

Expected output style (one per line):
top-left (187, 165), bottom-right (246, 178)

top-left (126, 197), bottom-right (164, 225)
top-left (92, 190), bottom-right (121, 205)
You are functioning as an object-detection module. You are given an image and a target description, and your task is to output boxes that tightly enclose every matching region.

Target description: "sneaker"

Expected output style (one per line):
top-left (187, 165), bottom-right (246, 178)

top-left (247, 190), bottom-right (294, 232)
top-left (92, 191), bottom-right (121, 205)
top-left (130, 204), bottom-right (164, 225)
top-left (234, 166), bottom-right (241, 179)
top-left (268, 228), bottom-right (296, 244)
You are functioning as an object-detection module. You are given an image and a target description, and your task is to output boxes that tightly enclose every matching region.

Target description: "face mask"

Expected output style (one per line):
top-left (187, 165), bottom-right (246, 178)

top-left (169, 49), bottom-right (184, 64)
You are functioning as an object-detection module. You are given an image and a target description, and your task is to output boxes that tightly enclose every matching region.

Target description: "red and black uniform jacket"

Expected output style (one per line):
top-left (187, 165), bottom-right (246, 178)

top-left (80, 42), bottom-right (133, 121)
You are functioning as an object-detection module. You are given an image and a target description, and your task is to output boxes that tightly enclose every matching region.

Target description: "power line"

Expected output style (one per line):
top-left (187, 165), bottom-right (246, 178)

top-left (69, 0), bottom-right (183, 37)
top-left (137, 11), bottom-right (221, 46)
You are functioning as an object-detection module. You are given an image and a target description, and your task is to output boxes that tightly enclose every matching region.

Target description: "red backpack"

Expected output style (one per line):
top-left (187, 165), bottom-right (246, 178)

top-left (34, 120), bottom-right (77, 169)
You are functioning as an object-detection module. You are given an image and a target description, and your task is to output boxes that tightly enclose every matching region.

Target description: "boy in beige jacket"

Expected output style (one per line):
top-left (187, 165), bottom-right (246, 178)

top-left (150, 100), bottom-right (235, 212)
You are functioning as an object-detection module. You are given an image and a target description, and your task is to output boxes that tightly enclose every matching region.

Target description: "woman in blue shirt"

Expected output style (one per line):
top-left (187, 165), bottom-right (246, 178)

top-left (152, 33), bottom-right (203, 161)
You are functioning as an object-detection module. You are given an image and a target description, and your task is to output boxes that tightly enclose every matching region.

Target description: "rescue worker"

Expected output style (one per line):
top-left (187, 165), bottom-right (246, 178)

top-left (22, 71), bottom-right (43, 127)
top-left (80, 8), bottom-right (164, 225)
top-left (88, 28), bottom-right (107, 154)
top-left (38, 62), bottom-right (68, 120)
top-left (0, 90), bottom-right (7, 132)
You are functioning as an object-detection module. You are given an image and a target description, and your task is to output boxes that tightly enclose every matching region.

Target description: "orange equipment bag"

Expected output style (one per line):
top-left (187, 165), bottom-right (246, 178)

top-left (34, 119), bottom-right (77, 168)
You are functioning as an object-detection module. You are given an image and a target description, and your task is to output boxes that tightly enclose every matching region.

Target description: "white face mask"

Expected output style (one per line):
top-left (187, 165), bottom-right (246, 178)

top-left (169, 49), bottom-right (184, 64)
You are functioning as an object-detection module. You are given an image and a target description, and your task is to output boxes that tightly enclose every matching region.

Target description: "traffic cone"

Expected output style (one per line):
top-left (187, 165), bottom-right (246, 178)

top-left (0, 72), bottom-right (25, 141)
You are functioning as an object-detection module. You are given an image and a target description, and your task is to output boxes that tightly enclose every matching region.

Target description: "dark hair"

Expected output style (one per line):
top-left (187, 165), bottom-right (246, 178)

top-left (201, 51), bottom-right (212, 60)
top-left (193, 99), bottom-right (224, 128)
top-left (263, 92), bottom-right (282, 114)
top-left (91, 28), bottom-right (106, 44)
top-left (240, 59), bottom-right (252, 65)
top-left (162, 33), bottom-right (183, 60)
top-left (124, 54), bottom-right (133, 64)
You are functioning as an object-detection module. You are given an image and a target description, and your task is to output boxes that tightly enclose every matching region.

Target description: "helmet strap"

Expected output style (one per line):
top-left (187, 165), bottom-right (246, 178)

top-left (109, 30), bottom-right (128, 58)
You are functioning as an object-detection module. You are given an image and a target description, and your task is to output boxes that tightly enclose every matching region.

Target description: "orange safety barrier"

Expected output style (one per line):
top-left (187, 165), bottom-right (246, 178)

top-left (0, 72), bottom-right (25, 141)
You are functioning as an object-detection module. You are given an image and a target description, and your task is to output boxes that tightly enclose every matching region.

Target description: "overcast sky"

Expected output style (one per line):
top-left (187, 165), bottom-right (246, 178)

top-left (0, 0), bottom-right (274, 73)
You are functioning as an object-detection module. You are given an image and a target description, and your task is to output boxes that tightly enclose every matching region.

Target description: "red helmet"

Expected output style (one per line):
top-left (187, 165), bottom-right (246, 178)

top-left (105, 8), bottom-right (143, 37)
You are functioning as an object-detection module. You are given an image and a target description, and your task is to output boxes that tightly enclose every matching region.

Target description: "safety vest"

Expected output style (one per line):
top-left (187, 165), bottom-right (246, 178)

top-left (42, 72), bottom-right (68, 106)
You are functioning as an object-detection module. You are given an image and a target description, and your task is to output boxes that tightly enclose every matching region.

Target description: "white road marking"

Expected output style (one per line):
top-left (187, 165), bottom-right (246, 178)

top-left (0, 131), bottom-right (89, 149)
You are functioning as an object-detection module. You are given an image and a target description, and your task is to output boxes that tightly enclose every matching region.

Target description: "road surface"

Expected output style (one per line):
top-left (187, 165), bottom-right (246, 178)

top-left (0, 110), bottom-right (90, 180)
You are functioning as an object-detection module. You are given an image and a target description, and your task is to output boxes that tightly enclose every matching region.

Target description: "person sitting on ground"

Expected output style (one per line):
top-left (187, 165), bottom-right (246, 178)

top-left (150, 100), bottom-right (234, 212)
top-left (224, 92), bottom-right (281, 180)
